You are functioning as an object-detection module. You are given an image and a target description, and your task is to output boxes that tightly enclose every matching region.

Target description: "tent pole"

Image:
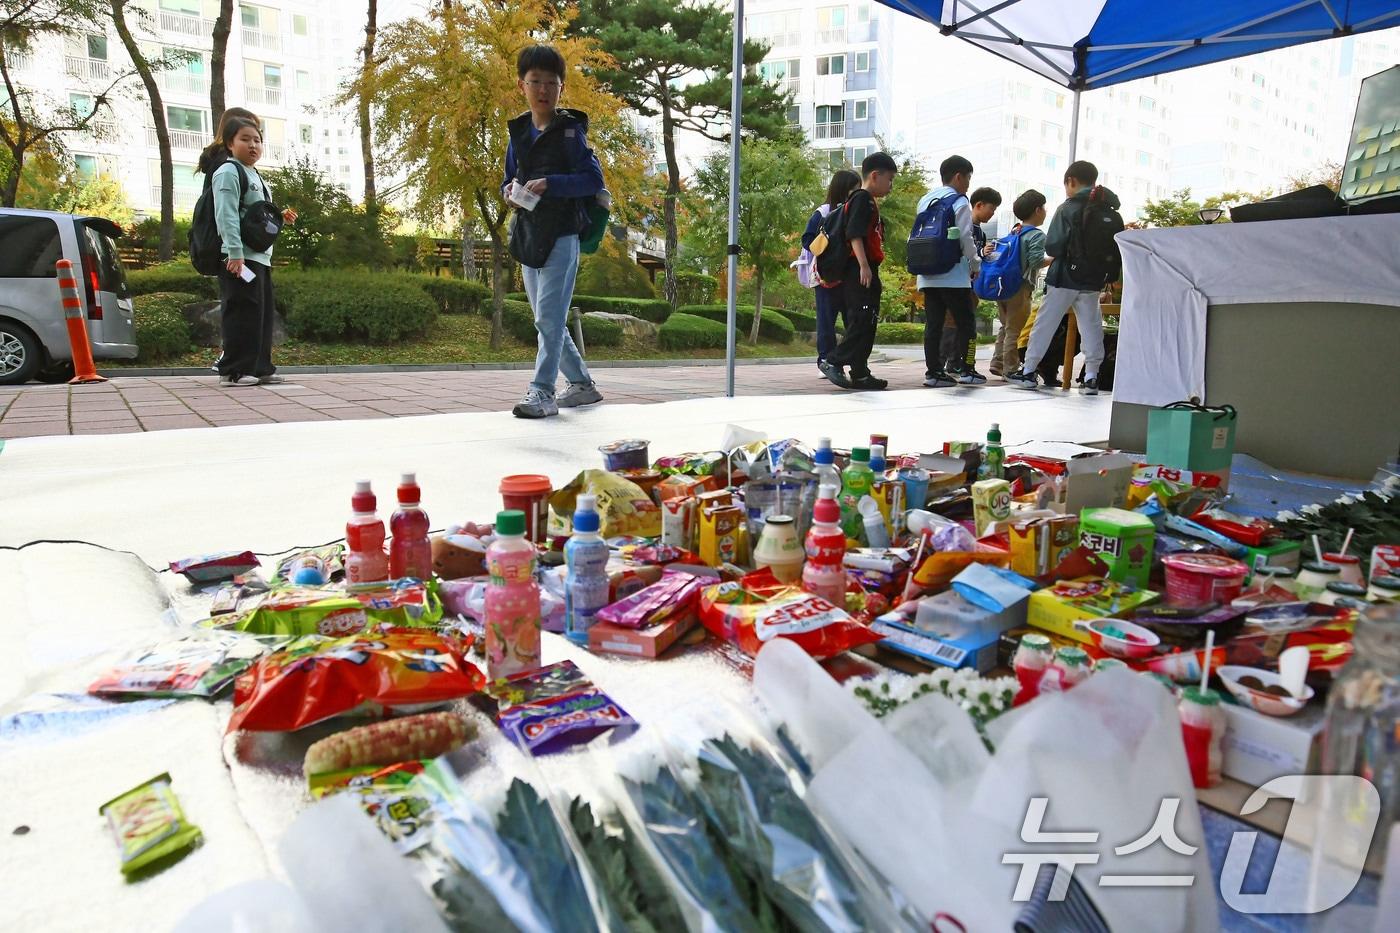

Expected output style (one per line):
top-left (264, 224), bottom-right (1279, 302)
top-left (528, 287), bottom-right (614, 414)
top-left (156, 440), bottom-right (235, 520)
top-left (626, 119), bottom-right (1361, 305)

top-left (1068, 87), bottom-right (1082, 163)
top-left (724, 0), bottom-right (745, 399)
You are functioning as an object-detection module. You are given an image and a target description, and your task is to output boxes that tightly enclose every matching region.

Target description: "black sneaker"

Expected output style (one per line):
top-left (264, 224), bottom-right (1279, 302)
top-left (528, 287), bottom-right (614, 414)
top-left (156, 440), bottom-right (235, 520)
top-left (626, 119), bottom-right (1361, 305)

top-left (957, 367), bottom-right (988, 385)
top-left (1005, 369), bottom-right (1039, 390)
top-left (922, 370), bottom-right (956, 388)
top-left (851, 375), bottom-right (888, 391)
top-left (818, 360), bottom-right (852, 389)
top-left (1081, 376), bottom-right (1100, 396)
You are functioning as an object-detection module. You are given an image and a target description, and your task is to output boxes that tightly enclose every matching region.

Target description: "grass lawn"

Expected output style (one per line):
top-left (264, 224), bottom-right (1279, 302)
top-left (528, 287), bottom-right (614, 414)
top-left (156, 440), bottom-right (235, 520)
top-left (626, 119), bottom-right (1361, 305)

top-left (115, 312), bottom-right (815, 368)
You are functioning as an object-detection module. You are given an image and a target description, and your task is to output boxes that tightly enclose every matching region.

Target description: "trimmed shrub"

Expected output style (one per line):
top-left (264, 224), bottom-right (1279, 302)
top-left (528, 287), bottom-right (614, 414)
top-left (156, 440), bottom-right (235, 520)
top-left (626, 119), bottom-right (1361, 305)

top-left (411, 275), bottom-right (489, 315)
top-left (659, 312), bottom-right (727, 351)
top-left (676, 304), bottom-right (795, 343)
top-left (134, 291), bottom-right (197, 361)
top-left (674, 271), bottom-right (718, 305)
top-left (875, 322), bottom-right (924, 344)
top-left (580, 314), bottom-right (623, 347)
top-left (575, 237), bottom-right (656, 298)
top-left (277, 270), bottom-right (437, 342)
top-left (501, 299), bottom-right (537, 343)
top-left (126, 262), bottom-right (218, 300)
top-left (771, 306), bottom-right (818, 332)
top-left (572, 295), bottom-right (670, 324)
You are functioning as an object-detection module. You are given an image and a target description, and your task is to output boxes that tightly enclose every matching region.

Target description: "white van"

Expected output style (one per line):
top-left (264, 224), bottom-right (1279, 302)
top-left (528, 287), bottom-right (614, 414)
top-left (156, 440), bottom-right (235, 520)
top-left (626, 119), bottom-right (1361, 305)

top-left (0, 208), bottom-right (137, 384)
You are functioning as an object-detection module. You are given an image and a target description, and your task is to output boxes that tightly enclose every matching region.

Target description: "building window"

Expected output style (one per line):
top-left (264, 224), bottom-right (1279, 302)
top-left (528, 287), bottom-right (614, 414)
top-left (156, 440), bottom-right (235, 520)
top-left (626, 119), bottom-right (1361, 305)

top-left (827, 150), bottom-right (845, 170)
top-left (296, 70), bottom-right (311, 92)
top-left (856, 2), bottom-right (871, 23)
top-left (1014, 147), bottom-right (1027, 163)
top-left (850, 145), bottom-right (869, 164)
top-left (816, 6), bottom-right (847, 34)
top-left (1042, 153), bottom-right (1056, 170)
top-left (263, 64), bottom-right (281, 88)
top-left (815, 104), bottom-right (844, 139)
top-left (70, 93), bottom-right (96, 118)
top-left (161, 0), bottom-right (201, 12)
top-left (299, 124), bottom-right (313, 144)
top-left (785, 105), bottom-right (800, 126)
top-left (240, 4), bottom-right (259, 28)
top-left (1138, 95), bottom-right (1155, 111)
top-left (74, 154), bottom-right (98, 179)
top-left (1043, 89), bottom-right (1064, 108)
top-left (87, 34), bottom-right (108, 60)
top-left (1041, 121), bottom-right (1062, 143)
top-left (854, 51), bottom-right (870, 72)
top-left (1251, 72), bottom-right (1265, 87)
top-left (1136, 150), bottom-right (1151, 167)
top-left (816, 54), bottom-right (845, 76)
top-left (166, 105), bottom-right (206, 132)
top-left (1139, 123), bottom-right (1151, 139)
top-left (746, 10), bottom-right (801, 48)
top-left (293, 13), bottom-right (309, 36)
top-left (1011, 115), bottom-right (1028, 133)
top-left (853, 99), bottom-right (868, 121)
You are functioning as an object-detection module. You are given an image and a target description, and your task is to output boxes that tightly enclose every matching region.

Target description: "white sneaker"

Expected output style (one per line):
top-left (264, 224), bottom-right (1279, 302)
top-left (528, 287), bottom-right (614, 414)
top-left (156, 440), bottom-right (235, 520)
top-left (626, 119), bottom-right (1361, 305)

top-left (219, 374), bottom-right (259, 387)
top-left (557, 381), bottom-right (603, 408)
top-left (512, 387), bottom-right (558, 419)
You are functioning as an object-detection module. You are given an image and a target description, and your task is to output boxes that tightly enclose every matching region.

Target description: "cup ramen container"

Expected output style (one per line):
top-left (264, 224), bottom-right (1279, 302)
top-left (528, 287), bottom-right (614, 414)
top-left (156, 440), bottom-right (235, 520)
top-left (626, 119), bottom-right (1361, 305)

top-left (1322, 552), bottom-right (1366, 587)
top-left (1179, 686), bottom-right (1225, 788)
top-left (1295, 561), bottom-right (1341, 601)
top-left (754, 515), bottom-right (805, 584)
top-left (1368, 575), bottom-right (1400, 603)
top-left (1320, 581), bottom-right (1369, 606)
top-left (499, 474), bottom-right (552, 543)
top-left (599, 439), bottom-right (650, 472)
top-left (1012, 633), bottom-right (1054, 706)
top-left (1162, 553), bottom-right (1248, 606)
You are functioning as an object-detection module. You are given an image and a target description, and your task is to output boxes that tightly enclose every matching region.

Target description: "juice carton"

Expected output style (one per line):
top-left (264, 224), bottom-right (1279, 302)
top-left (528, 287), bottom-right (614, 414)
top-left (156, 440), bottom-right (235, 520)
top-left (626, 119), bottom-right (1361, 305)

top-left (699, 503), bottom-right (747, 567)
top-left (660, 496), bottom-right (696, 550)
top-left (1079, 507), bottom-right (1156, 588)
top-left (1027, 577), bottom-right (1158, 645)
top-left (872, 477), bottom-right (906, 539)
top-left (1009, 515), bottom-right (1079, 577)
top-left (971, 478), bottom-right (1012, 537)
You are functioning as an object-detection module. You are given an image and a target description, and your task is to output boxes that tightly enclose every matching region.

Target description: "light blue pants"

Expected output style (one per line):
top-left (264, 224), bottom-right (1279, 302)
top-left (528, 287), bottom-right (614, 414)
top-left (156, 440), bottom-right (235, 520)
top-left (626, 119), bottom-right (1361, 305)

top-left (1023, 285), bottom-right (1105, 378)
top-left (521, 234), bottom-right (590, 396)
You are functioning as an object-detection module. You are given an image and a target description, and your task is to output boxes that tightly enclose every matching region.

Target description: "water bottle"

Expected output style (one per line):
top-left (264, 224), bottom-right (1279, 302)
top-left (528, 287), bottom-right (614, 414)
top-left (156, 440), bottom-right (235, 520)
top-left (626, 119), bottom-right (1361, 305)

top-left (388, 472), bottom-right (432, 580)
top-left (814, 437), bottom-right (841, 492)
top-left (564, 494), bottom-right (610, 646)
top-left (869, 443), bottom-right (887, 474)
top-left (345, 480), bottom-right (389, 585)
top-left (978, 423), bottom-right (1006, 480)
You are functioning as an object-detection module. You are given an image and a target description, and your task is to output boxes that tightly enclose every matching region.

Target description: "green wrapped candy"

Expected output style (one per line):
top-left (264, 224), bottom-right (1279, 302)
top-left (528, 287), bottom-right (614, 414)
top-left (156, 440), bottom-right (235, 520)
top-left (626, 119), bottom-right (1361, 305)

top-left (99, 773), bottom-right (202, 878)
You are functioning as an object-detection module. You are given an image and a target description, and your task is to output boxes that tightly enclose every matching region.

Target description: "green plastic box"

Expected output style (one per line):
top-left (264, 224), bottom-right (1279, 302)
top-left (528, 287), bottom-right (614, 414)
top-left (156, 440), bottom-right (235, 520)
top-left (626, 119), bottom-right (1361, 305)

top-left (1242, 539), bottom-right (1303, 583)
top-left (1079, 507), bottom-right (1156, 588)
top-left (1146, 404), bottom-right (1237, 472)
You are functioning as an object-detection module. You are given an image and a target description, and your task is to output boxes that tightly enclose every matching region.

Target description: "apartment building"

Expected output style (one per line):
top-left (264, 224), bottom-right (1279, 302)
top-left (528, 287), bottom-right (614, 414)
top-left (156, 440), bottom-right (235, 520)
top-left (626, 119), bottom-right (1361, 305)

top-left (745, 0), bottom-right (896, 170)
top-left (7, 0), bottom-right (372, 214)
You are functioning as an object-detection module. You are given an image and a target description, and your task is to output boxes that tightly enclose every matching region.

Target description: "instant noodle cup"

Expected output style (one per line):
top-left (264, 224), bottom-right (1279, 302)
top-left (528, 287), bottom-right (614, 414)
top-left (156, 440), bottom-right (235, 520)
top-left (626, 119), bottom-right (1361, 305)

top-left (1162, 553), bottom-right (1248, 606)
top-left (499, 474), bottom-right (553, 543)
top-left (599, 439), bottom-right (650, 471)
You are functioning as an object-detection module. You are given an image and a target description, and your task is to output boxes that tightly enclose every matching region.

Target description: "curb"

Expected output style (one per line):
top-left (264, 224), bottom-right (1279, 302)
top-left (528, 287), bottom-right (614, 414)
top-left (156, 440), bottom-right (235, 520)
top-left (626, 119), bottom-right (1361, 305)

top-left (101, 356), bottom-right (834, 378)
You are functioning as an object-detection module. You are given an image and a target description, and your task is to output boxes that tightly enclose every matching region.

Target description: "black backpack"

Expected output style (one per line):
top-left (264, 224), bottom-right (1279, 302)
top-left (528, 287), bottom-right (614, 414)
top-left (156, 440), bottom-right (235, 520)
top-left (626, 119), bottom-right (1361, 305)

top-left (189, 161), bottom-right (282, 275)
top-left (1065, 186), bottom-right (1125, 289)
top-left (812, 193), bottom-right (858, 285)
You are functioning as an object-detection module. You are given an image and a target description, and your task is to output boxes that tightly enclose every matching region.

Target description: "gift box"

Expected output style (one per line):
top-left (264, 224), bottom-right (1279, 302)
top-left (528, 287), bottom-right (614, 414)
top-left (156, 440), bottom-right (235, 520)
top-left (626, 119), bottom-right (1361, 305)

top-left (872, 589), bottom-right (1023, 671)
top-left (587, 611), bottom-right (697, 659)
top-left (1146, 402), bottom-right (1237, 473)
top-left (1027, 577), bottom-right (1159, 645)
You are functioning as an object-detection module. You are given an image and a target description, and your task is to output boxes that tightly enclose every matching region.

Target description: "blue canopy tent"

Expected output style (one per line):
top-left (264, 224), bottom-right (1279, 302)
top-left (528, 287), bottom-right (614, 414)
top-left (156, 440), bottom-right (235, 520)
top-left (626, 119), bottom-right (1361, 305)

top-left (718, 0), bottom-right (1400, 394)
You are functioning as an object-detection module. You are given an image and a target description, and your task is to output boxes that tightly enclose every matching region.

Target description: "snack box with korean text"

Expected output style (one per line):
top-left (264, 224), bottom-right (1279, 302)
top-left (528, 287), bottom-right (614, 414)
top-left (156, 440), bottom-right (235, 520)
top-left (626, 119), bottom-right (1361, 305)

top-left (1079, 508), bottom-right (1156, 588)
top-left (1009, 515), bottom-right (1080, 577)
top-left (588, 610), bottom-right (698, 659)
top-left (1027, 577), bottom-right (1159, 645)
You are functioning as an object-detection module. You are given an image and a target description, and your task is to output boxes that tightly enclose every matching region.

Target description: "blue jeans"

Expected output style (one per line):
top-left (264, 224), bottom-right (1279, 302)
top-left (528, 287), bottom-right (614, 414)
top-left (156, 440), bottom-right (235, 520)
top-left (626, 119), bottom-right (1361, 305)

top-left (814, 284), bottom-right (846, 363)
top-left (521, 234), bottom-right (590, 396)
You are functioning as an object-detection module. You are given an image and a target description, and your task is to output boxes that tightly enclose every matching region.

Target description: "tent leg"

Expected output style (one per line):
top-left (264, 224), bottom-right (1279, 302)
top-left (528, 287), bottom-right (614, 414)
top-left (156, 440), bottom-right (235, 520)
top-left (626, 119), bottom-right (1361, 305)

top-left (725, 0), bottom-right (744, 399)
top-left (1068, 88), bottom-right (1082, 163)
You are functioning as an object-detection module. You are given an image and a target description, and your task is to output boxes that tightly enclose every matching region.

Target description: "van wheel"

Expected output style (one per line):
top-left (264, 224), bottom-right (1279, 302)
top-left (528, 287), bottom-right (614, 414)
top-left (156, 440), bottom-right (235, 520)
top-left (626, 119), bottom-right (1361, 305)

top-left (37, 361), bottom-right (76, 384)
top-left (0, 324), bottom-right (42, 385)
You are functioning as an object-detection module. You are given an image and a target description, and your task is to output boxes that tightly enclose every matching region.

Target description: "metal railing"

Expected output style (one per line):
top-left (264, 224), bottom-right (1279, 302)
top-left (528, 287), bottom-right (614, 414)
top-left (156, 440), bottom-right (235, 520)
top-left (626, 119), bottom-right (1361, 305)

top-left (150, 186), bottom-right (200, 212)
top-left (65, 56), bottom-right (111, 80)
top-left (784, 76), bottom-right (802, 96)
top-left (160, 71), bottom-right (209, 95)
top-left (814, 122), bottom-right (845, 140)
top-left (244, 84), bottom-right (282, 107)
top-left (242, 28), bottom-right (281, 53)
top-left (81, 120), bottom-right (118, 141)
top-left (10, 51), bottom-right (32, 72)
top-left (145, 127), bottom-right (208, 150)
top-left (817, 28), bottom-right (847, 44)
top-left (159, 11), bottom-right (210, 39)
top-left (262, 143), bottom-right (286, 163)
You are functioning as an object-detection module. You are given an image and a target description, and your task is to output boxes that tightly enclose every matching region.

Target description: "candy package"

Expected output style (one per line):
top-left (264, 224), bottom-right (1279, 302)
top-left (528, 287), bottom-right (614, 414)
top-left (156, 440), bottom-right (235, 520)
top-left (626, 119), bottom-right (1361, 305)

top-left (88, 630), bottom-right (284, 699)
top-left (307, 760), bottom-right (435, 854)
top-left (596, 569), bottom-right (709, 630)
top-left (169, 550), bottom-right (259, 584)
top-left (227, 629), bottom-right (484, 733)
top-left (273, 544), bottom-right (345, 585)
top-left (100, 773), bottom-right (202, 878)
top-left (551, 469), bottom-right (661, 538)
top-left (231, 580), bottom-right (444, 636)
top-left (490, 662), bottom-right (636, 755)
top-left (698, 569), bottom-right (883, 660)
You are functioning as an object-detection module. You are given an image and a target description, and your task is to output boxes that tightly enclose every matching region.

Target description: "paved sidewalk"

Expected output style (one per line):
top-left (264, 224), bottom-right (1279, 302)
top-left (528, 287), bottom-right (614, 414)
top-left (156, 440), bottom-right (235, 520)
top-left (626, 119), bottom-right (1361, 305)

top-left (0, 348), bottom-right (1036, 439)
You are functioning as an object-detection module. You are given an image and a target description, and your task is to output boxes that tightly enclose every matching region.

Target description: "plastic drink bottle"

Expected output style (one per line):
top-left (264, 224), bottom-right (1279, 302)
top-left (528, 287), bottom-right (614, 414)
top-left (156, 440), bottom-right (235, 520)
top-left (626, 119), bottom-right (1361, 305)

top-left (1179, 686), bottom-right (1225, 788)
top-left (814, 437), bottom-right (841, 492)
top-left (388, 472), bottom-right (432, 580)
top-left (484, 510), bottom-right (541, 679)
top-left (1012, 633), bottom-right (1054, 706)
top-left (345, 480), bottom-right (390, 585)
top-left (869, 443), bottom-right (887, 474)
top-left (564, 494), bottom-right (610, 646)
top-left (978, 423), bottom-right (1005, 480)
top-left (803, 486), bottom-right (847, 606)
top-left (839, 446), bottom-right (876, 541)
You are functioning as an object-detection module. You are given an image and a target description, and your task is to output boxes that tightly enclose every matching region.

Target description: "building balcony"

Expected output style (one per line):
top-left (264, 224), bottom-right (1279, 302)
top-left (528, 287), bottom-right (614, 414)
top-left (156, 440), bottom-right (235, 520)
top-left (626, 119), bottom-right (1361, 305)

top-left (10, 51), bottom-right (32, 72)
top-left (850, 20), bottom-right (879, 43)
top-left (845, 70), bottom-right (878, 93)
top-left (814, 122), bottom-right (845, 140)
top-left (160, 71), bottom-right (210, 96)
top-left (262, 142), bottom-right (286, 163)
top-left (244, 84), bottom-right (283, 107)
top-left (81, 119), bottom-right (119, 141)
top-left (783, 76), bottom-right (803, 97)
top-left (65, 56), bottom-right (111, 81)
top-left (816, 28), bottom-right (847, 45)
top-left (242, 28), bottom-right (281, 53)
top-left (159, 11), bottom-right (211, 40)
top-left (146, 127), bottom-right (209, 150)
top-left (151, 186), bottom-right (200, 212)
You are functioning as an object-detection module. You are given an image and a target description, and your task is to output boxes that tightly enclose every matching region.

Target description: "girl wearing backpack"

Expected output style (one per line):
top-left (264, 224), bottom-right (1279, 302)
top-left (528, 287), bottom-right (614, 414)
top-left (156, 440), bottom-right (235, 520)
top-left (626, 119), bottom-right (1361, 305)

top-left (206, 113), bottom-right (296, 386)
top-left (798, 169), bottom-right (860, 372)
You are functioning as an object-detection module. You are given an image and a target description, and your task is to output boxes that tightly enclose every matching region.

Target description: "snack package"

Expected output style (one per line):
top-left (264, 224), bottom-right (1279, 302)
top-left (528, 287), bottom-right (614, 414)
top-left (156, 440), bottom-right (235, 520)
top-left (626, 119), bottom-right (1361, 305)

top-left (653, 451), bottom-right (727, 478)
top-left (596, 569), bottom-right (708, 630)
top-left (100, 773), bottom-right (203, 877)
top-left (431, 531), bottom-right (489, 580)
top-left (88, 631), bottom-right (284, 699)
top-left (1192, 509), bottom-right (1276, 547)
top-left (550, 470), bottom-right (661, 538)
top-left (698, 569), bottom-right (884, 660)
top-left (307, 760), bottom-right (434, 854)
top-left (1225, 605), bottom-right (1356, 674)
top-left (274, 544), bottom-right (346, 585)
top-left (910, 547), bottom-right (1009, 591)
top-left (490, 661), bottom-right (636, 754)
top-left (441, 578), bottom-right (565, 633)
top-left (348, 579), bottom-right (444, 627)
top-left (169, 550), bottom-right (259, 584)
top-left (699, 503), bottom-right (748, 567)
top-left (227, 629), bottom-right (484, 733)
top-left (230, 589), bottom-right (367, 636)
top-left (303, 711), bottom-right (475, 776)
top-left (657, 472), bottom-right (722, 501)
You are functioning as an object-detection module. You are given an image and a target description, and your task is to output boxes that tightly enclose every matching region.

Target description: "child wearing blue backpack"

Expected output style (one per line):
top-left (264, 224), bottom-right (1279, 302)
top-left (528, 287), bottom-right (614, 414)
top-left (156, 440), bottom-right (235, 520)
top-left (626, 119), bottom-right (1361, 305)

top-left (980, 189), bottom-right (1047, 378)
top-left (911, 155), bottom-right (982, 388)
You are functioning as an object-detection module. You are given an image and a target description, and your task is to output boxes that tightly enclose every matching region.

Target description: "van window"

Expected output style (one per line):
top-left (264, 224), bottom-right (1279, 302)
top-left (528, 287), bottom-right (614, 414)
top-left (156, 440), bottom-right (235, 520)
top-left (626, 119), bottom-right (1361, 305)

top-left (0, 215), bottom-right (63, 277)
top-left (81, 225), bottom-right (129, 298)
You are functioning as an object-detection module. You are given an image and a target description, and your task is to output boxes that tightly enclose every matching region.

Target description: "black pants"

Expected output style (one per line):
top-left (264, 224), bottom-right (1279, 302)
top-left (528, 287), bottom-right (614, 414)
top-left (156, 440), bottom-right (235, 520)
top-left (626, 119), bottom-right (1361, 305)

top-left (217, 260), bottom-right (276, 379)
top-left (922, 287), bottom-right (974, 378)
top-left (826, 276), bottom-right (879, 380)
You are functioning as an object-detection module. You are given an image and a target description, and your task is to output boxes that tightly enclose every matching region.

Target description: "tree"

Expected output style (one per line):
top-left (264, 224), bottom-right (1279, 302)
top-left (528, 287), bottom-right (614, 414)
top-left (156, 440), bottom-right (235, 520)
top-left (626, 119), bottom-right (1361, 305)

top-left (210, 0), bottom-right (232, 122)
top-left (351, 0), bottom-right (646, 350)
top-left (1284, 160), bottom-right (1343, 193)
top-left (687, 136), bottom-right (819, 343)
top-left (47, 170), bottom-right (132, 222)
top-left (0, 0), bottom-right (133, 206)
top-left (573, 0), bottom-right (793, 308)
top-left (108, 0), bottom-right (191, 260)
top-left (358, 0), bottom-right (377, 216)
top-left (261, 156), bottom-right (351, 268)
top-left (1138, 186), bottom-right (1265, 227)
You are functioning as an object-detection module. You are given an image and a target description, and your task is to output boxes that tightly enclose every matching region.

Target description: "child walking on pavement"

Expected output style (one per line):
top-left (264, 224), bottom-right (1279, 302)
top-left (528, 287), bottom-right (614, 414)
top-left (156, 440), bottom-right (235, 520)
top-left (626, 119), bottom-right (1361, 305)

top-left (800, 169), bottom-right (860, 373)
top-left (991, 189), bottom-right (1048, 379)
top-left (503, 44), bottom-right (606, 419)
top-left (1007, 160), bottom-right (1120, 395)
top-left (818, 152), bottom-right (898, 392)
top-left (918, 156), bottom-right (983, 388)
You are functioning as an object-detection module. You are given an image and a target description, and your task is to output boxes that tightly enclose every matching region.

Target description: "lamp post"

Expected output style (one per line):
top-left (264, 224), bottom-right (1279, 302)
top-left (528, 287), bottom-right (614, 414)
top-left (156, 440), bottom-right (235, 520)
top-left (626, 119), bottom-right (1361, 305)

top-left (1197, 208), bottom-right (1224, 224)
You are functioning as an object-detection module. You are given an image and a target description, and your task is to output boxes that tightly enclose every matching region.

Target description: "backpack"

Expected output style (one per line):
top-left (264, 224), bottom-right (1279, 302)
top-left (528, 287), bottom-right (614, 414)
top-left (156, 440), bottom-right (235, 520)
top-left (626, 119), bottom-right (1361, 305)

top-left (973, 225), bottom-right (1028, 301)
top-left (812, 194), bottom-right (857, 285)
top-left (190, 159), bottom-right (248, 275)
top-left (1065, 186), bottom-right (1125, 289)
top-left (792, 205), bottom-right (832, 288)
top-left (906, 191), bottom-right (963, 276)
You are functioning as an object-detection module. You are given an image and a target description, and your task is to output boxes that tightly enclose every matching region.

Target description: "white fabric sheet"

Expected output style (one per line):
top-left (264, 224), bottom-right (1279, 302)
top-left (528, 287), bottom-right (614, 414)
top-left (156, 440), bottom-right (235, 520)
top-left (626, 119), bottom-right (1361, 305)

top-left (1113, 214), bottom-right (1400, 408)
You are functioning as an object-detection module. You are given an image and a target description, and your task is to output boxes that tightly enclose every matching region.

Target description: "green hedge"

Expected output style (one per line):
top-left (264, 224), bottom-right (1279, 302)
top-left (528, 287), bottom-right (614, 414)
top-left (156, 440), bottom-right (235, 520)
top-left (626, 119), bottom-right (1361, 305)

top-left (580, 314), bottom-right (623, 347)
top-left (277, 270), bottom-right (437, 342)
top-left (676, 304), bottom-right (795, 343)
top-left (501, 299), bottom-right (537, 343)
top-left (770, 306), bottom-right (818, 332)
top-left (658, 312), bottom-right (727, 351)
top-left (572, 295), bottom-right (671, 324)
top-left (875, 322), bottom-right (924, 344)
top-left (411, 275), bottom-right (489, 315)
top-left (674, 271), bottom-right (718, 305)
top-left (134, 291), bottom-right (196, 361)
top-left (126, 262), bottom-right (218, 300)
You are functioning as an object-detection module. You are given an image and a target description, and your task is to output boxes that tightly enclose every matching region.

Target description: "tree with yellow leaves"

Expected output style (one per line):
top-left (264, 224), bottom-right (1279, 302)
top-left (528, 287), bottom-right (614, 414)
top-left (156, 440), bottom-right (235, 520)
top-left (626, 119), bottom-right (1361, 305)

top-left (350, 0), bottom-right (649, 350)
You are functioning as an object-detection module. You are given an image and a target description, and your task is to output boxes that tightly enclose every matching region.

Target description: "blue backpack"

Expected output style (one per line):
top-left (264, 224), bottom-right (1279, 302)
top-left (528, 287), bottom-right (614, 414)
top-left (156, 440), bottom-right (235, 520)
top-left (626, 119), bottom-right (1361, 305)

top-left (974, 225), bottom-right (1029, 301)
top-left (905, 192), bottom-right (962, 276)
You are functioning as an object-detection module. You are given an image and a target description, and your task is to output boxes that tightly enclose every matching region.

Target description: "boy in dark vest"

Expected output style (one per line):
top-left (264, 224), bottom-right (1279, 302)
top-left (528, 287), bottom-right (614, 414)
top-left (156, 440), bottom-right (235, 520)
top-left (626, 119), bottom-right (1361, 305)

top-left (502, 45), bottom-right (606, 419)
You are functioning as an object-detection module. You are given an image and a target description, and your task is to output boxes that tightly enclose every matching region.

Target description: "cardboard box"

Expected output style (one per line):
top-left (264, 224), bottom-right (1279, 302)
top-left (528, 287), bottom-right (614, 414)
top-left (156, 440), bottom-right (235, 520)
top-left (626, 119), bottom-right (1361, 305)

top-left (1009, 515), bottom-right (1080, 577)
top-left (1146, 405), bottom-right (1237, 472)
top-left (698, 503), bottom-right (747, 567)
top-left (587, 610), bottom-right (697, 659)
top-left (872, 589), bottom-right (1024, 671)
top-left (1079, 508), bottom-right (1156, 588)
top-left (1050, 453), bottom-right (1135, 515)
top-left (1241, 539), bottom-right (1303, 583)
top-left (1221, 700), bottom-right (1326, 796)
top-left (1027, 577), bottom-right (1158, 645)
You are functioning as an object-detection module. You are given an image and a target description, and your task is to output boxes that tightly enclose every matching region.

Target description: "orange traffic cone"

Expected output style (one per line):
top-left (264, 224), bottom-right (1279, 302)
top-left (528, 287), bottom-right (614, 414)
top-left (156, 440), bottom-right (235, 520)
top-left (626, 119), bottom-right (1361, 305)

top-left (56, 258), bottom-right (107, 385)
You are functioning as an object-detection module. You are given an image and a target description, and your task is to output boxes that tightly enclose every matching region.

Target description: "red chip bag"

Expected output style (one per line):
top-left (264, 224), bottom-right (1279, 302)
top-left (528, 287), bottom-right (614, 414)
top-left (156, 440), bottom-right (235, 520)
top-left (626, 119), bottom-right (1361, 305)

top-left (698, 568), bottom-right (883, 661)
top-left (227, 628), bottom-right (484, 733)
